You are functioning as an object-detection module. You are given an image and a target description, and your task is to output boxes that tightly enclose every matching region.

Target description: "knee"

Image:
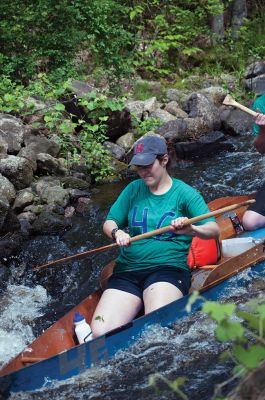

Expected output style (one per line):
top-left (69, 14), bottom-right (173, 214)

top-left (90, 320), bottom-right (108, 339)
top-left (242, 211), bottom-right (265, 231)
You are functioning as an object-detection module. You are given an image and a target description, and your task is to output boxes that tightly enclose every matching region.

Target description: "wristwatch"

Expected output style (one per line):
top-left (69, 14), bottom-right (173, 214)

top-left (111, 227), bottom-right (119, 241)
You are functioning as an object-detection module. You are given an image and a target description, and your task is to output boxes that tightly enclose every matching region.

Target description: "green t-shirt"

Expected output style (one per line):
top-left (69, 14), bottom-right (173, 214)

top-left (253, 94), bottom-right (265, 136)
top-left (106, 178), bottom-right (214, 272)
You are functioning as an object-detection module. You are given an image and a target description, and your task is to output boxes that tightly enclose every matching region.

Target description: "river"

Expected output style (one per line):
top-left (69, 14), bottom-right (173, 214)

top-left (1, 130), bottom-right (265, 399)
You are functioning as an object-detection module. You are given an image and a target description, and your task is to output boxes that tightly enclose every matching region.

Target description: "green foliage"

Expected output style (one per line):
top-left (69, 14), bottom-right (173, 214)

top-left (50, 91), bottom-right (125, 182)
top-left (132, 115), bottom-right (162, 138)
top-left (149, 373), bottom-right (188, 400)
top-left (0, 75), bottom-right (125, 182)
top-left (131, 81), bottom-right (165, 101)
top-left (0, 0), bottom-right (133, 82)
top-left (0, 76), bottom-right (33, 114)
top-left (203, 297), bottom-right (265, 374)
top-left (129, 0), bottom-right (211, 77)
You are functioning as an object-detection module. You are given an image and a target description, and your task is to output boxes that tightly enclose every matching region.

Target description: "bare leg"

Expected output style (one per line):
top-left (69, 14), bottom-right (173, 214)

top-left (242, 210), bottom-right (265, 231)
top-left (91, 288), bottom-right (142, 338)
top-left (143, 282), bottom-right (183, 314)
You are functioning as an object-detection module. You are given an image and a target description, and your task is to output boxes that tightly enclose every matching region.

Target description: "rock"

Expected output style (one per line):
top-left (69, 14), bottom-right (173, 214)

top-left (67, 188), bottom-right (90, 201)
top-left (64, 206), bottom-right (75, 218)
top-left (174, 131), bottom-right (234, 158)
top-left (24, 133), bottom-right (60, 157)
top-left (143, 97), bottom-right (159, 114)
top-left (116, 132), bottom-right (135, 152)
top-left (0, 136), bottom-right (8, 155)
top-left (32, 211), bottom-right (71, 234)
top-left (40, 186), bottom-right (70, 207)
top-left (32, 176), bottom-right (61, 197)
top-left (0, 174), bottom-right (16, 203)
top-left (0, 233), bottom-right (23, 257)
top-left (0, 155), bottom-right (33, 190)
top-left (149, 109), bottom-right (176, 123)
top-left (0, 114), bottom-right (26, 153)
top-left (184, 117), bottom-right (213, 140)
top-left (125, 100), bottom-right (145, 119)
top-left (164, 101), bottom-right (188, 118)
top-left (17, 211), bottom-right (36, 223)
top-left (24, 204), bottom-right (45, 214)
top-left (36, 153), bottom-right (67, 176)
top-left (104, 141), bottom-right (125, 161)
top-left (184, 93), bottom-right (221, 131)
top-left (17, 147), bottom-right (37, 171)
top-left (61, 176), bottom-right (91, 190)
top-left (166, 89), bottom-right (190, 107)
top-left (0, 208), bottom-right (21, 234)
top-left (199, 86), bottom-right (227, 106)
top-left (106, 108), bottom-right (132, 141)
top-left (245, 74), bottom-right (265, 95)
top-left (13, 189), bottom-right (34, 212)
top-left (76, 197), bottom-right (92, 214)
top-left (0, 197), bottom-right (10, 232)
top-left (245, 61), bottom-right (265, 79)
top-left (221, 108), bottom-right (253, 135)
top-left (156, 119), bottom-right (188, 142)
top-left (71, 79), bottom-right (95, 97)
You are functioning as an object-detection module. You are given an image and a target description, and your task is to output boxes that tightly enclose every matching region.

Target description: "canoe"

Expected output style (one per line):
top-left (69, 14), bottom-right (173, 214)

top-left (1, 194), bottom-right (265, 395)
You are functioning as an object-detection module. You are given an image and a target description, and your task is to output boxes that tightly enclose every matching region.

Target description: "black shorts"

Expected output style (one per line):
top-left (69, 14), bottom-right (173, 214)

top-left (248, 182), bottom-right (265, 216)
top-left (106, 266), bottom-right (191, 299)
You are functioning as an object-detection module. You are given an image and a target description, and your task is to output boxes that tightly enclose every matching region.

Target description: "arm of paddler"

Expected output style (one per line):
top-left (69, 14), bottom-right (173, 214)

top-left (171, 218), bottom-right (220, 240)
top-left (253, 110), bottom-right (265, 154)
top-left (103, 219), bottom-right (131, 246)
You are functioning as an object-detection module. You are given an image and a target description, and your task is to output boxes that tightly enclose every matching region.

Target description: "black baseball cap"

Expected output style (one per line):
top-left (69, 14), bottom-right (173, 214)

top-left (129, 136), bottom-right (167, 166)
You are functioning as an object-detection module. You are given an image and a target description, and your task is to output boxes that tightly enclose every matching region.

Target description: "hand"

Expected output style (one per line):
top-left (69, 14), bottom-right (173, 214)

top-left (115, 230), bottom-right (131, 247)
top-left (254, 109), bottom-right (265, 127)
top-left (171, 217), bottom-right (195, 236)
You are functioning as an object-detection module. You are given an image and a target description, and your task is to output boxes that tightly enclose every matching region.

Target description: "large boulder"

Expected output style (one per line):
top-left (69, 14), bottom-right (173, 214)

top-left (12, 188), bottom-right (35, 212)
top-left (174, 131), bottom-right (233, 158)
top-left (39, 186), bottom-right (70, 207)
top-left (32, 176), bottom-right (61, 197)
top-left (244, 61), bottom-right (265, 95)
top-left (156, 119), bottom-right (188, 142)
top-left (0, 156), bottom-right (33, 189)
top-left (24, 133), bottom-right (60, 157)
top-left (116, 132), bottom-right (135, 152)
top-left (36, 153), bottom-right (67, 176)
top-left (104, 141), bottom-right (125, 161)
top-left (0, 174), bottom-right (16, 203)
top-left (184, 93), bottom-right (221, 132)
top-left (220, 108), bottom-right (253, 135)
top-left (0, 114), bottom-right (26, 153)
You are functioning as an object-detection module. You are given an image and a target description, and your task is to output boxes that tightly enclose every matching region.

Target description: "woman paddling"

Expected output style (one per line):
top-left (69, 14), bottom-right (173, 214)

top-left (91, 135), bottom-right (220, 337)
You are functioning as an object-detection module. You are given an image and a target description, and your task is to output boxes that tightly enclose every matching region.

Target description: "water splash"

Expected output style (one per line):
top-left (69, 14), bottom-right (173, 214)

top-left (0, 284), bottom-right (50, 368)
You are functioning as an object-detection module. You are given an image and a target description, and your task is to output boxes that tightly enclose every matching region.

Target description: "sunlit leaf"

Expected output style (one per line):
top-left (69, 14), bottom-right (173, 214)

top-left (202, 302), bottom-right (236, 322)
top-left (216, 321), bottom-right (244, 342)
top-left (233, 345), bottom-right (265, 369)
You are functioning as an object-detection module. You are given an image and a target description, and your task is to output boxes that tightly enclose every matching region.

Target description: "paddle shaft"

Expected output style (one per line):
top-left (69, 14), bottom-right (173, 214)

top-left (35, 199), bottom-right (255, 271)
top-left (223, 95), bottom-right (257, 117)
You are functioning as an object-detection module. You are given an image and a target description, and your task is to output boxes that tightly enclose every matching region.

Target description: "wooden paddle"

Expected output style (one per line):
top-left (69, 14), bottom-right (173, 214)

top-left (34, 199), bottom-right (255, 271)
top-left (223, 94), bottom-right (257, 117)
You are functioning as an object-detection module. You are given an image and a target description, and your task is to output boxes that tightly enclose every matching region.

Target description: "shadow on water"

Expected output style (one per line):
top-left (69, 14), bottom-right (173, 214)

top-left (1, 131), bottom-right (265, 399)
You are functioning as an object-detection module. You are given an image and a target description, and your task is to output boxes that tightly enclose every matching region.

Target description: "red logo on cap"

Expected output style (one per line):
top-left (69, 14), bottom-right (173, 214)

top-left (135, 143), bottom-right (143, 153)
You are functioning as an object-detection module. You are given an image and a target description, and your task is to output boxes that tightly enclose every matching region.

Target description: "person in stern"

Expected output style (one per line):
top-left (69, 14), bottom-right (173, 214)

top-left (243, 99), bottom-right (265, 230)
top-left (91, 135), bottom-right (220, 337)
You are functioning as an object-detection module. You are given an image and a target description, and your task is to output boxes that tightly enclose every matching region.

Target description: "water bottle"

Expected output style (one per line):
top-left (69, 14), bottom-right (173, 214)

top-left (73, 312), bottom-right (93, 344)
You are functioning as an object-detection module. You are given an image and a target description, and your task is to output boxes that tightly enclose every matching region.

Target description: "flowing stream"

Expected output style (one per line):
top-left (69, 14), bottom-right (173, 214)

top-left (1, 131), bottom-right (265, 399)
